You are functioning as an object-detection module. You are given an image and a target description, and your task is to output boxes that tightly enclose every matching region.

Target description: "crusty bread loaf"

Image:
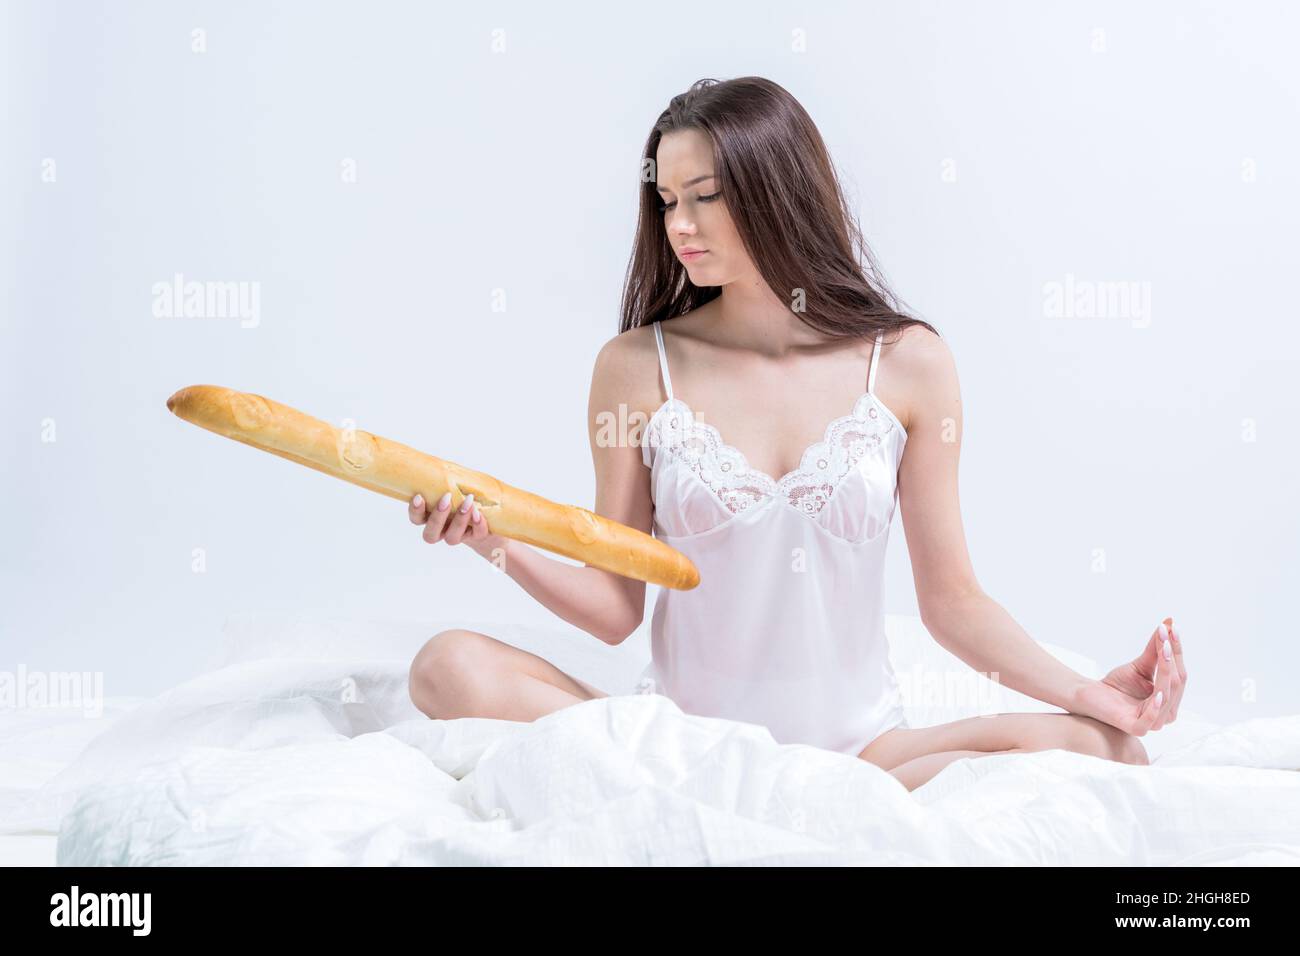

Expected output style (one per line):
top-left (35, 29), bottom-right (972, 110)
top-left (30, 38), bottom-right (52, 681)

top-left (165, 385), bottom-right (699, 590)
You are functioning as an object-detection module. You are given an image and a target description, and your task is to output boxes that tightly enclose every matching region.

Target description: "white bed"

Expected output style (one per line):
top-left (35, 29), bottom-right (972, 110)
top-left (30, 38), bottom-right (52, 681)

top-left (2, 612), bottom-right (1297, 866)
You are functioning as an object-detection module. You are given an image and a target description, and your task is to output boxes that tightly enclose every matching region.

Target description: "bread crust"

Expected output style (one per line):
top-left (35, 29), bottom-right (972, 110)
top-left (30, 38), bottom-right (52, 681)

top-left (165, 385), bottom-right (699, 590)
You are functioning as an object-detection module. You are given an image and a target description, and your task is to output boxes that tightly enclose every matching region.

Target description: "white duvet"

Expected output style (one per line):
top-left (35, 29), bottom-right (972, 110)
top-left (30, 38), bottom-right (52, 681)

top-left (4, 614), bottom-right (1298, 865)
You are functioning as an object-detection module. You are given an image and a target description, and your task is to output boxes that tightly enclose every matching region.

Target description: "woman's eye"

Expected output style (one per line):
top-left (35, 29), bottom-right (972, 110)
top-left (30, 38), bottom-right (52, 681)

top-left (657, 191), bottom-right (720, 213)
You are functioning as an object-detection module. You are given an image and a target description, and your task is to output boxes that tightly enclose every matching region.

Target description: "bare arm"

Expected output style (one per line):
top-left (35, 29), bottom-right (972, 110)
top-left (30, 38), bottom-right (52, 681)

top-left (463, 334), bottom-right (651, 645)
top-left (895, 328), bottom-right (1091, 711)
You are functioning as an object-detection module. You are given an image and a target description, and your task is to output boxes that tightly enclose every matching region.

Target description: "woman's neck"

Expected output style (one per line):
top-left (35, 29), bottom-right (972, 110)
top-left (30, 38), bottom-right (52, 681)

top-left (711, 279), bottom-right (841, 358)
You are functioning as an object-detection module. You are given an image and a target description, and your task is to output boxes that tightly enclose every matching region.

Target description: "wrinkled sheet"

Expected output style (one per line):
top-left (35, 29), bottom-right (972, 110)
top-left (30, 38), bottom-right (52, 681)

top-left (14, 658), bottom-right (1296, 866)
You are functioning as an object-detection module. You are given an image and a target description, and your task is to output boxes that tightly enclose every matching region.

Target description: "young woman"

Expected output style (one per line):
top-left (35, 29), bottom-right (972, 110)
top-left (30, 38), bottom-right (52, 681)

top-left (405, 77), bottom-right (1186, 790)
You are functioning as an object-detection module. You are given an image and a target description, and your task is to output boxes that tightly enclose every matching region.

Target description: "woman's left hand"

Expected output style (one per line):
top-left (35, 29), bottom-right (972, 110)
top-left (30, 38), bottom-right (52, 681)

top-left (1073, 617), bottom-right (1186, 736)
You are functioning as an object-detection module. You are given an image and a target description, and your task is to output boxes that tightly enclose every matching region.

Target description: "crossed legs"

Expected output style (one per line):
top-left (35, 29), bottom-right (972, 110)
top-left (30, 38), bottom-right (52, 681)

top-left (409, 629), bottom-right (1149, 792)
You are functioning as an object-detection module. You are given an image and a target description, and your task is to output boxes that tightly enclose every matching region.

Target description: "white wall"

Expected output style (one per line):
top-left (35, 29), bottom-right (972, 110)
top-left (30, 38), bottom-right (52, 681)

top-left (4, 0), bottom-right (1297, 725)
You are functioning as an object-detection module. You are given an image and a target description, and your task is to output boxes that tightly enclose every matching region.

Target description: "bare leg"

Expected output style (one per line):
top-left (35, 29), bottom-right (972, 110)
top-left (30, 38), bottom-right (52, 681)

top-left (859, 712), bottom-right (1149, 774)
top-left (408, 628), bottom-right (609, 722)
top-left (888, 747), bottom-right (1025, 791)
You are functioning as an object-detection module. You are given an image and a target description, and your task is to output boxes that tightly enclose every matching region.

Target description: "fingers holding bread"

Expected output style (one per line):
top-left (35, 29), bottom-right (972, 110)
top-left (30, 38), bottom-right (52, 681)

top-left (436, 492), bottom-right (476, 545)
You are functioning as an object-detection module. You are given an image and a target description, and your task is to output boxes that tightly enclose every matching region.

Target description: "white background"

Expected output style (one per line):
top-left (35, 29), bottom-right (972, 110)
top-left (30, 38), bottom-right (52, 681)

top-left (3, 0), bottom-right (1297, 725)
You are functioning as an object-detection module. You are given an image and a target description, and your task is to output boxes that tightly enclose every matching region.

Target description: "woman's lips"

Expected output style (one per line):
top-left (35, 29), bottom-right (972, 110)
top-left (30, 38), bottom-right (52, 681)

top-left (680, 250), bottom-right (708, 261)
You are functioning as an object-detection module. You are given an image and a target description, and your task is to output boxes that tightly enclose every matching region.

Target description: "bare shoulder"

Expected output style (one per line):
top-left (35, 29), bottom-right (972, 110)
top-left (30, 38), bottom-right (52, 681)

top-left (588, 324), bottom-right (665, 433)
top-left (591, 323), bottom-right (657, 390)
top-left (885, 322), bottom-right (953, 377)
top-left (881, 323), bottom-right (958, 431)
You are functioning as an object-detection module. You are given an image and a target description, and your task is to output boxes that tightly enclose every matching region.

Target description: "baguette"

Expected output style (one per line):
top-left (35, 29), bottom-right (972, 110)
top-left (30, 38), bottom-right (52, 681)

top-left (165, 385), bottom-right (699, 590)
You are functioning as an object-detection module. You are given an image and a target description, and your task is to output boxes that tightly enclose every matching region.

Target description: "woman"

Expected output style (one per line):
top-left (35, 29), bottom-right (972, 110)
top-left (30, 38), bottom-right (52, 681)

top-left (405, 77), bottom-right (1186, 791)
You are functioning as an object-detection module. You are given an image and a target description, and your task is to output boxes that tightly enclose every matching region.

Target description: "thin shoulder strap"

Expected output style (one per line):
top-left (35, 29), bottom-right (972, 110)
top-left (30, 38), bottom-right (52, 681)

top-left (653, 320), bottom-right (675, 402)
top-left (867, 332), bottom-right (884, 394)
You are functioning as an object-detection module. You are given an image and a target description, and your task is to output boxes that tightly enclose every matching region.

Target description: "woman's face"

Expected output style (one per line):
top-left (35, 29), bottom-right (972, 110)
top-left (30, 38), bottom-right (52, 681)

top-left (655, 129), bottom-right (748, 286)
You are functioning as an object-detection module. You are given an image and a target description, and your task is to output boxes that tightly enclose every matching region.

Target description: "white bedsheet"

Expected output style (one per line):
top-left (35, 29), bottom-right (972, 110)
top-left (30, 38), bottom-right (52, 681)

top-left (4, 614), bottom-right (1297, 866)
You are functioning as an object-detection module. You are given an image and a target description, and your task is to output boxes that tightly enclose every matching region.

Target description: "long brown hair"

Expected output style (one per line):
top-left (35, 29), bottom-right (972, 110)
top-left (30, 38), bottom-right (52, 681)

top-left (619, 76), bottom-right (938, 345)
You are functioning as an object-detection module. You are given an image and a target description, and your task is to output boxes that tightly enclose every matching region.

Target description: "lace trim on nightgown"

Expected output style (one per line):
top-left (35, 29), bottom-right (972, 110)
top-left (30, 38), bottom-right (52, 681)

top-left (647, 392), bottom-right (897, 517)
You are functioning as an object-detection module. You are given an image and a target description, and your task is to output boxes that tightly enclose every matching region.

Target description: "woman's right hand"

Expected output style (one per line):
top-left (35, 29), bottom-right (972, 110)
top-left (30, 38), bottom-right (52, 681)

top-left (408, 492), bottom-right (506, 558)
